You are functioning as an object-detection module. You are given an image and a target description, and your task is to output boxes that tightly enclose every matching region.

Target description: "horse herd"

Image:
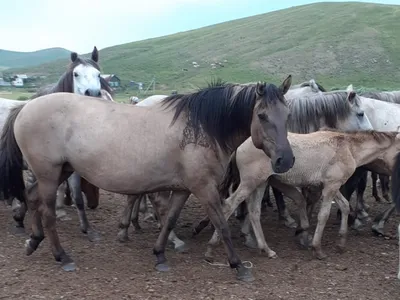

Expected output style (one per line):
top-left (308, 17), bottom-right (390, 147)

top-left (0, 46), bottom-right (400, 283)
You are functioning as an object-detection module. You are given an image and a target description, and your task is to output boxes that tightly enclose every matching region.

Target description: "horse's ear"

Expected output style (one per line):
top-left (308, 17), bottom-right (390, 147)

top-left (347, 91), bottom-right (357, 103)
top-left (346, 84), bottom-right (354, 92)
top-left (71, 52), bottom-right (78, 62)
top-left (279, 74), bottom-right (292, 95)
top-left (91, 46), bottom-right (99, 62)
top-left (256, 82), bottom-right (266, 96)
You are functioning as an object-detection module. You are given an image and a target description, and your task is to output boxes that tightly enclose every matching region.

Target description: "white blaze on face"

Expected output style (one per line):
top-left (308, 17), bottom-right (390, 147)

top-left (72, 64), bottom-right (101, 96)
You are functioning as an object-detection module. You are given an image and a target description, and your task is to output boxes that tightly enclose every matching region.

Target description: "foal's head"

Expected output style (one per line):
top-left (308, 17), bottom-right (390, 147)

top-left (251, 75), bottom-right (295, 173)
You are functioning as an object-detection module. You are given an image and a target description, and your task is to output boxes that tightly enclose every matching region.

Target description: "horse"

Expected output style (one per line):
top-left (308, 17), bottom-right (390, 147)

top-left (5, 46), bottom-right (115, 242)
top-left (199, 129), bottom-right (400, 262)
top-left (192, 87), bottom-right (373, 238)
top-left (285, 79), bottom-right (326, 99)
top-left (342, 90), bottom-right (400, 217)
top-left (0, 76), bottom-right (295, 282)
top-left (129, 96), bottom-right (140, 104)
top-left (335, 89), bottom-right (400, 236)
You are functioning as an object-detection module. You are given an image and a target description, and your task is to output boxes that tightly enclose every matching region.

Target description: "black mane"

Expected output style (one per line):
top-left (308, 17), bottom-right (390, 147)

top-left (161, 82), bottom-right (285, 152)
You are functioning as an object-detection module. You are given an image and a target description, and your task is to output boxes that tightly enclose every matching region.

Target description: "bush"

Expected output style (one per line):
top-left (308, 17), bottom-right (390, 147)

top-left (17, 96), bottom-right (29, 101)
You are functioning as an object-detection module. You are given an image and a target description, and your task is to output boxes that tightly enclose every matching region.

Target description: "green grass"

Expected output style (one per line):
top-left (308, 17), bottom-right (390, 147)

top-left (0, 47), bottom-right (71, 69)
top-left (0, 90), bottom-right (33, 100)
top-left (7, 2), bottom-right (400, 92)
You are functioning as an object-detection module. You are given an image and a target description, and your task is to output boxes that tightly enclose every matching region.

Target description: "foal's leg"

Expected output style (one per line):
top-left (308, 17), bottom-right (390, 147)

top-left (332, 192), bottom-right (350, 252)
top-left (261, 184), bottom-right (273, 210)
top-left (118, 194), bottom-right (141, 242)
top-left (272, 187), bottom-right (298, 228)
top-left (245, 183), bottom-right (277, 257)
top-left (372, 203), bottom-right (396, 236)
top-left (355, 171), bottom-right (370, 220)
top-left (130, 194), bottom-right (146, 231)
top-left (312, 185), bottom-right (342, 260)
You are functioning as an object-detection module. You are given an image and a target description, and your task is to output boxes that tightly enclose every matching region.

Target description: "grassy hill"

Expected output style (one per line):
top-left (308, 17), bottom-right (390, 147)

top-left (0, 47), bottom-right (71, 69)
top-left (8, 2), bottom-right (400, 92)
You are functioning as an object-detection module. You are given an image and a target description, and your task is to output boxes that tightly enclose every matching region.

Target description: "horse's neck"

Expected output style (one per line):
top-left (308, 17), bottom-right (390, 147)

top-left (349, 136), bottom-right (394, 167)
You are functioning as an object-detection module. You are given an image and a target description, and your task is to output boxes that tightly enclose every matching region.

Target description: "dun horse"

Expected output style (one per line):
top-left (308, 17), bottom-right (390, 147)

top-left (0, 76), bottom-right (295, 282)
top-left (197, 129), bottom-right (400, 261)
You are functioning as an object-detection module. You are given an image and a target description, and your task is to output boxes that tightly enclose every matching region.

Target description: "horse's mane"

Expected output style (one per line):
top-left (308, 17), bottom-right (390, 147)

top-left (161, 81), bottom-right (285, 152)
top-left (287, 91), bottom-right (356, 133)
top-left (299, 81), bottom-right (327, 92)
top-left (31, 56), bottom-right (113, 99)
top-left (360, 91), bottom-right (400, 104)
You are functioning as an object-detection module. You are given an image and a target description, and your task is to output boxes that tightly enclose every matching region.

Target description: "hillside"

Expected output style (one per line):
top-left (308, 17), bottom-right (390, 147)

top-left (0, 47), bottom-right (71, 69)
top-left (9, 2), bottom-right (400, 91)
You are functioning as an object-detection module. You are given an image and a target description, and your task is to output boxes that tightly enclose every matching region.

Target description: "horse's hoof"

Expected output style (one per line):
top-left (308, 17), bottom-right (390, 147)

top-left (87, 230), bottom-right (101, 242)
top-left (117, 231), bottom-right (129, 243)
top-left (312, 248), bottom-right (327, 260)
top-left (372, 224), bottom-right (385, 237)
top-left (62, 262), bottom-right (76, 272)
top-left (266, 250), bottom-right (278, 259)
top-left (284, 219), bottom-right (298, 229)
top-left (296, 232), bottom-right (312, 249)
top-left (236, 266), bottom-right (255, 282)
top-left (155, 263), bottom-right (170, 272)
top-left (383, 195), bottom-right (391, 203)
top-left (25, 239), bottom-right (35, 256)
top-left (244, 239), bottom-right (258, 250)
top-left (175, 244), bottom-right (189, 253)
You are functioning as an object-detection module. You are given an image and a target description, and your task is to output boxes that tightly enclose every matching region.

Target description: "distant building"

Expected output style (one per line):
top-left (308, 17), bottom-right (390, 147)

top-left (0, 78), bottom-right (11, 87)
top-left (101, 74), bottom-right (121, 87)
top-left (12, 77), bottom-right (24, 87)
top-left (15, 74), bottom-right (28, 80)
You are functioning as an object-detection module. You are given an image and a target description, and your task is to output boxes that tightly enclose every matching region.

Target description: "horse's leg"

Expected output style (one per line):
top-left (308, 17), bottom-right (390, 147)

top-left (355, 171), bottom-right (370, 221)
top-left (68, 172), bottom-right (100, 242)
top-left (302, 186), bottom-right (322, 222)
top-left (118, 194), bottom-right (140, 242)
top-left (25, 181), bottom-right (45, 256)
top-left (272, 187), bottom-right (297, 228)
top-left (332, 192), bottom-right (351, 253)
top-left (81, 179), bottom-right (100, 209)
top-left (194, 185), bottom-right (254, 282)
top-left (150, 191), bottom-right (188, 253)
top-left (130, 194), bottom-right (144, 231)
top-left (261, 184), bottom-right (273, 211)
top-left (372, 203), bottom-right (396, 237)
top-left (152, 190), bottom-right (190, 271)
top-left (245, 182), bottom-right (277, 257)
top-left (140, 193), bottom-right (156, 221)
top-left (205, 182), bottom-right (261, 261)
top-left (371, 172), bottom-right (381, 202)
top-left (55, 181), bottom-right (68, 220)
top-left (380, 175), bottom-right (391, 202)
top-left (39, 173), bottom-right (76, 271)
top-left (312, 185), bottom-right (341, 260)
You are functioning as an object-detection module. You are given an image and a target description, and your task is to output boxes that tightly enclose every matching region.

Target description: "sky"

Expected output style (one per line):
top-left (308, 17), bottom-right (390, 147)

top-left (1, 0), bottom-right (399, 54)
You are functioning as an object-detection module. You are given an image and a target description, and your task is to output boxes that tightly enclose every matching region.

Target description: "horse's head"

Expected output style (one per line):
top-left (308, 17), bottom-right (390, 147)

top-left (70, 46), bottom-right (102, 97)
top-left (250, 75), bottom-right (295, 173)
top-left (342, 84), bottom-right (373, 131)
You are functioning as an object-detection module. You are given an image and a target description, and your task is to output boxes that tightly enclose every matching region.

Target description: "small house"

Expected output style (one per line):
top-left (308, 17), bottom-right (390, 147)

top-left (101, 74), bottom-right (121, 87)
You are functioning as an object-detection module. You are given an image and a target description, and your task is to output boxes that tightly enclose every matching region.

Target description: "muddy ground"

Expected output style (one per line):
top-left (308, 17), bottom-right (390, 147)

top-left (1, 179), bottom-right (400, 300)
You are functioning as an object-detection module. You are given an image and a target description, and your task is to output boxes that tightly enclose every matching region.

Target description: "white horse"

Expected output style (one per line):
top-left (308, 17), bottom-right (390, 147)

top-left (285, 79), bottom-right (326, 99)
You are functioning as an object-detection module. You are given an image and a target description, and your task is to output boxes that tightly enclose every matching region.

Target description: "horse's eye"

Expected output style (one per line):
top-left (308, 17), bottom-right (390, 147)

top-left (73, 72), bottom-right (79, 77)
top-left (258, 113), bottom-right (267, 121)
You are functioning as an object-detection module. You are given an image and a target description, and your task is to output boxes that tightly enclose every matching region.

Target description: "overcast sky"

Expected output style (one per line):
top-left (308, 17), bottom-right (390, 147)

top-left (1, 0), bottom-right (398, 54)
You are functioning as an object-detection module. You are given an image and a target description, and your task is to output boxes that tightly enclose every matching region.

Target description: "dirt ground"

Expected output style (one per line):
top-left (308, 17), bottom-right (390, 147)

top-left (1, 179), bottom-right (400, 300)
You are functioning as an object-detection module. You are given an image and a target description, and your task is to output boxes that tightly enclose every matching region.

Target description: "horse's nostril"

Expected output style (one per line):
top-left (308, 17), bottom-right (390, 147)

top-left (276, 157), bottom-right (282, 167)
top-left (292, 156), bottom-right (296, 165)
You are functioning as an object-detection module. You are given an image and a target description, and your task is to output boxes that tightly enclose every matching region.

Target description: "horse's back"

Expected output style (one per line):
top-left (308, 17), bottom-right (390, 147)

top-left (137, 95), bottom-right (167, 107)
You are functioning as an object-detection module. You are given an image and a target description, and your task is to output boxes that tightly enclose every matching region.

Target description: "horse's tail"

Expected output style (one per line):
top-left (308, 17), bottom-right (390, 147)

top-left (391, 152), bottom-right (400, 212)
top-left (218, 151), bottom-right (241, 200)
top-left (0, 103), bottom-right (27, 202)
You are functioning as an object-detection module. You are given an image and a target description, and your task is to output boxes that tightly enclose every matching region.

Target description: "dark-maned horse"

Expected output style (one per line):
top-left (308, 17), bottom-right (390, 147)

top-left (10, 46), bottom-right (114, 242)
top-left (0, 76), bottom-right (294, 282)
